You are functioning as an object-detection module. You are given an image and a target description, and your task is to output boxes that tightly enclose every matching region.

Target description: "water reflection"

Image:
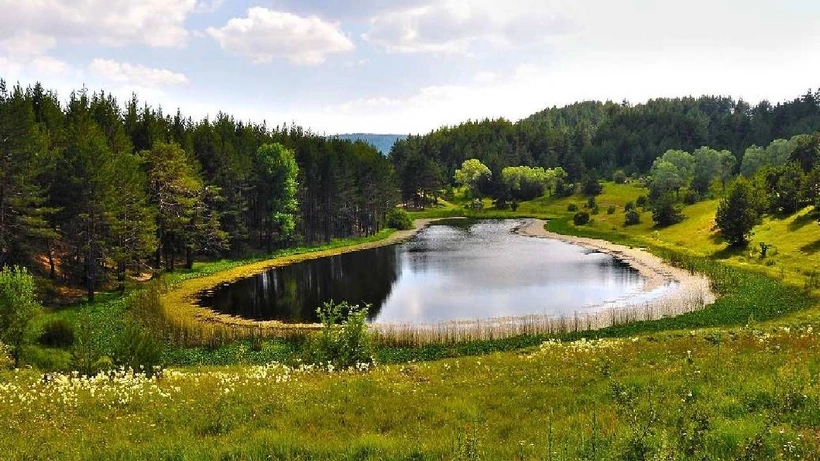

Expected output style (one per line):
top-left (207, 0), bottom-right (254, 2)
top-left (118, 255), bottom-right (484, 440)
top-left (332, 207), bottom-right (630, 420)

top-left (198, 220), bottom-right (647, 324)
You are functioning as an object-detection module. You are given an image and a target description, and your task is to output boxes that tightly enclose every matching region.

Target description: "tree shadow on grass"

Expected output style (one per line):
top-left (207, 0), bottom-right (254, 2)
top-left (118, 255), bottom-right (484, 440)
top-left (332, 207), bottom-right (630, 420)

top-left (711, 243), bottom-right (747, 260)
top-left (788, 212), bottom-right (817, 232)
top-left (800, 240), bottom-right (820, 255)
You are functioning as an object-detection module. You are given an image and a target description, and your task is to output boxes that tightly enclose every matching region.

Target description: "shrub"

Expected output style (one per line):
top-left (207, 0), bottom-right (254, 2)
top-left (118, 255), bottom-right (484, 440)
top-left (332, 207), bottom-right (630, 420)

top-left (0, 342), bottom-right (12, 369)
top-left (612, 170), bottom-right (627, 184)
top-left (651, 194), bottom-right (685, 227)
top-left (607, 205), bottom-right (617, 215)
top-left (716, 177), bottom-right (765, 246)
top-left (586, 196), bottom-right (597, 209)
top-left (71, 313), bottom-right (110, 376)
top-left (591, 206), bottom-right (600, 215)
top-left (624, 201), bottom-right (635, 212)
top-left (583, 175), bottom-right (603, 196)
top-left (386, 208), bottom-right (413, 230)
top-left (114, 286), bottom-right (165, 375)
top-left (304, 301), bottom-right (373, 370)
top-left (38, 319), bottom-right (75, 348)
top-left (683, 191), bottom-right (699, 205)
top-left (0, 266), bottom-right (40, 367)
top-left (636, 195), bottom-right (648, 208)
top-left (467, 198), bottom-right (484, 211)
top-left (573, 211), bottom-right (591, 225)
top-left (624, 210), bottom-right (641, 226)
top-left (567, 203), bottom-right (578, 212)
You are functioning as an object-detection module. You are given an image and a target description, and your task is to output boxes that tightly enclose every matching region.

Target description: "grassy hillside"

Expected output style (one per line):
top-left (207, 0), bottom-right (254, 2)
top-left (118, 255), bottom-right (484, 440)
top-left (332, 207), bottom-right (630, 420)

top-left (4, 181), bottom-right (820, 459)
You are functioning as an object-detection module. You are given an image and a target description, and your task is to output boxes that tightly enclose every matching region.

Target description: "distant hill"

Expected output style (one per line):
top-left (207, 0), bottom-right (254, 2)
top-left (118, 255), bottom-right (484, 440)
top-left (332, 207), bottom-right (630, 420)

top-left (332, 133), bottom-right (407, 155)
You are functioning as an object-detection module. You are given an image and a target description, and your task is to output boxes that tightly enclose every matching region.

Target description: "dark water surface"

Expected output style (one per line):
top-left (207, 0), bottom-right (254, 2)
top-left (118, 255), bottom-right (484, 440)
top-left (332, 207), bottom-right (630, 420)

top-left (197, 220), bottom-right (647, 324)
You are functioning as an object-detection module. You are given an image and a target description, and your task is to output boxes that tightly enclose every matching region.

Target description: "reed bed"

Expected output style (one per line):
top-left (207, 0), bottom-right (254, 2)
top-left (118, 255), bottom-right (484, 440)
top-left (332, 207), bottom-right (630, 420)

top-left (371, 280), bottom-right (713, 347)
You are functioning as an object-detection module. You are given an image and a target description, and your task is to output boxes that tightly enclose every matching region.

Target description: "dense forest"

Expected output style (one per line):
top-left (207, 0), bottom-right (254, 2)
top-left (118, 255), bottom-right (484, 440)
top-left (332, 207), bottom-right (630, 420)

top-left (390, 92), bottom-right (820, 201)
top-left (0, 81), bottom-right (397, 300)
top-left (2, 80), bottom-right (819, 300)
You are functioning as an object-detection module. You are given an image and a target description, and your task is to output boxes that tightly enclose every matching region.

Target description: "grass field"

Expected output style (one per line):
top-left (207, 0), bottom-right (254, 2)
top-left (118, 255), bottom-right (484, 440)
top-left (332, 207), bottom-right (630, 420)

top-left (4, 180), bottom-right (820, 459)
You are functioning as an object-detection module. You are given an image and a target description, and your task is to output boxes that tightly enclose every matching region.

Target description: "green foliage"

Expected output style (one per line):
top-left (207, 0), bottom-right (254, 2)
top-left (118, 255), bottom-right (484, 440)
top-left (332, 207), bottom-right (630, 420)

top-left (567, 203), bottom-right (578, 212)
top-left (499, 165), bottom-right (558, 200)
top-left (582, 173), bottom-right (603, 196)
top-left (636, 195), bottom-right (648, 208)
top-left (0, 266), bottom-right (40, 366)
top-left (651, 194), bottom-right (685, 227)
top-left (573, 211), bottom-right (591, 225)
top-left (386, 208), bottom-right (413, 230)
top-left (624, 201), bottom-right (635, 212)
top-left (454, 159), bottom-right (492, 198)
top-left (255, 143), bottom-right (299, 247)
top-left (716, 177), bottom-right (766, 246)
top-left (624, 210), bottom-right (641, 226)
top-left (607, 205), bottom-right (617, 214)
top-left (612, 170), bottom-right (627, 184)
top-left (303, 301), bottom-right (373, 370)
top-left (38, 319), bottom-right (75, 348)
top-left (114, 285), bottom-right (166, 374)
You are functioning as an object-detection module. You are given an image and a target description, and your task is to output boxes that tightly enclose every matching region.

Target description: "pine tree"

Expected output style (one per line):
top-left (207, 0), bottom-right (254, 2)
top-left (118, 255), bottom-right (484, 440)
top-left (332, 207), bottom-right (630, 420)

top-left (716, 177), bottom-right (765, 247)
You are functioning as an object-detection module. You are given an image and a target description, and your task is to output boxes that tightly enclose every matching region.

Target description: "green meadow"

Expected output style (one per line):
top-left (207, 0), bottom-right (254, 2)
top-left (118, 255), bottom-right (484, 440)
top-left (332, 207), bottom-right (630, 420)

top-left (3, 181), bottom-right (820, 460)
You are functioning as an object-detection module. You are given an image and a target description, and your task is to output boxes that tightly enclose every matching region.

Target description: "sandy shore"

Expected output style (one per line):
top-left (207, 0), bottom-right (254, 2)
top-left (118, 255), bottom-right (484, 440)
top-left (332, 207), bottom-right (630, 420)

top-left (514, 218), bottom-right (716, 308)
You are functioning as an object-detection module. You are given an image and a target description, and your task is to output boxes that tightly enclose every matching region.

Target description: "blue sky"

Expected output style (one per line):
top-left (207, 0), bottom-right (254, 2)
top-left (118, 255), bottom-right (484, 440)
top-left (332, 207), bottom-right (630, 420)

top-left (1, 0), bottom-right (818, 134)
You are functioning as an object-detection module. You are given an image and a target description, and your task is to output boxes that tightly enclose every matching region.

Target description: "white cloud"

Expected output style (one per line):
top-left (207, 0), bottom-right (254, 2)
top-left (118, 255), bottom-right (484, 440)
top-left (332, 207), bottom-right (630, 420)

top-left (0, 32), bottom-right (69, 77)
top-left (363, 0), bottom-right (575, 54)
top-left (0, 0), bottom-right (197, 48)
top-left (89, 59), bottom-right (189, 87)
top-left (207, 7), bottom-right (355, 65)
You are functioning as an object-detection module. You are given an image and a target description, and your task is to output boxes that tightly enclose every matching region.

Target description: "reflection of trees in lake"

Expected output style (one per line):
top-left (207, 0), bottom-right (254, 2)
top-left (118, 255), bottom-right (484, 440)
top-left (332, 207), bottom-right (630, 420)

top-left (201, 245), bottom-right (401, 322)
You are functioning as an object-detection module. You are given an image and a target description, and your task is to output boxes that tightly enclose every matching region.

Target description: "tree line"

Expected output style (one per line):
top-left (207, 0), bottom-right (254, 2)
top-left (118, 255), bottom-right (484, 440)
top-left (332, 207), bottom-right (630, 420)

top-left (0, 81), bottom-right (397, 300)
top-left (390, 91), bottom-right (820, 203)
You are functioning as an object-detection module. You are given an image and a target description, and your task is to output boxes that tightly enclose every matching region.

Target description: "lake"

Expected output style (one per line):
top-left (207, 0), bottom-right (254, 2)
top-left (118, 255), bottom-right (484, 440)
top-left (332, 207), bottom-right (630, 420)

top-left (197, 219), bottom-right (657, 324)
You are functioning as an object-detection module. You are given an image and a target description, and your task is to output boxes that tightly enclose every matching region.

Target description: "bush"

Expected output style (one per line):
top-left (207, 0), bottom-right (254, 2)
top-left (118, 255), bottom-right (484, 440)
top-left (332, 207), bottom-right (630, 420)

top-left (114, 287), bottom-right (165, 375)
top-left (573, 211), bottom-right (591, 225)
top-left (567, 203), bottom-right (578, 212)
top-left (0, 342), bottom-right (12, 369)
top-left (612, 170), bottom-right (627, 184)
top-left (586, 196), bottom-right (597, 209)
top-left (607, 205), bottom-right (617, 214)
top-left (0, 266), bottom-right (40, 367)
top-left (624, 201), bottom-right (635, 212)
top-left (636, 195), bottom-right (648, 208)
top-left (624, 210), bottom-right (641, 226)
top-left (467, 198), bottom-right (484, 211)
top-left (582, 175), bottom-right (603, 196)
top-left (303, 301), bottom-right (373, 370)
top-left (38, 319), bottom-right (75, 348)
top-left (651, 194), bottom-right (685, 227)
top-left (386, 208), bottom-right (413, 230)
top-left (683, 191), bottom-right (699, 205)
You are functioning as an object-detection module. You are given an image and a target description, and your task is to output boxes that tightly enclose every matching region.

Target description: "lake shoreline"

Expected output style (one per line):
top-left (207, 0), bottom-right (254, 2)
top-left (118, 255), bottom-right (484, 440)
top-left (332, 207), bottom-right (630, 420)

top-left (514, 218), bottom-right (716, 308)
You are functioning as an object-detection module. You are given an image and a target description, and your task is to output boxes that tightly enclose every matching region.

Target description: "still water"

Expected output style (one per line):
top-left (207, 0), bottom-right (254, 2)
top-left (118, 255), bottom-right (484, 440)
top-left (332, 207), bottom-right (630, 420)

top-left (197, 220), bottom-right (648, 324)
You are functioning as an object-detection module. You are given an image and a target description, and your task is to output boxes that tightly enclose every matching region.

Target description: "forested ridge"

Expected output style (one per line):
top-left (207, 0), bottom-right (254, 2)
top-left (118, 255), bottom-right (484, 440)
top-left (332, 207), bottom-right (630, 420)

top-left (0, 81), bottom-right (397, 300)
top-left (390, 91), bottom-right (820, 201)
top-left (2, 79), bottom-right (819, 301)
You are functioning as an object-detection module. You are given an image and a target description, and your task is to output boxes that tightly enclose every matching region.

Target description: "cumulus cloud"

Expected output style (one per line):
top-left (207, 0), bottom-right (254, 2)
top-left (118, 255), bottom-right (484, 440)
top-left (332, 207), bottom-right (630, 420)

top-left (0, 0), bottom-right (197, 48)
top-left (89, 59), bottom-right (189, 87)
top-left (0, 32), bottom-right (69, 76)
top-left (207, 7), bottom-right (355, 65)
top-left (363, 0), bottom-right (576, 54)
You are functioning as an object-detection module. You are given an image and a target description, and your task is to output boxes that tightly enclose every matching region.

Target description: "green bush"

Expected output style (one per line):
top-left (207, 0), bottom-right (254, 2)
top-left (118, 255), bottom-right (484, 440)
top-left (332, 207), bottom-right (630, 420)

top-left (0, 266), bottom-right (40, 367)
top-left (624, 210), bottom-right (641, 226)
top-left (303, 301), bottom-right (373, 370)
top-left (567, 203), bottom-right (578, 212)
top-left (38, 319), bottom-right (76, 348)
top-left (683, 191), bottom-right (699, 205)
top-left (586, 196), bottom-right (597, 209)
top-left (612, 170), bottom-right (627, 184)
top-left (624, 201), bottom-right (635, 212)
top-left (573, 211), bottom-right (591, 225)
top-left (0, 342), bottom-right (12, 369)
top-left (114, 286), bottom-right (165, 375)
top-left (636, 195), bottom-right (648, 208)
top-left (386, 208), bottom-right (413, 230)
top-left (607, 205), bottom-right (617, 215)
